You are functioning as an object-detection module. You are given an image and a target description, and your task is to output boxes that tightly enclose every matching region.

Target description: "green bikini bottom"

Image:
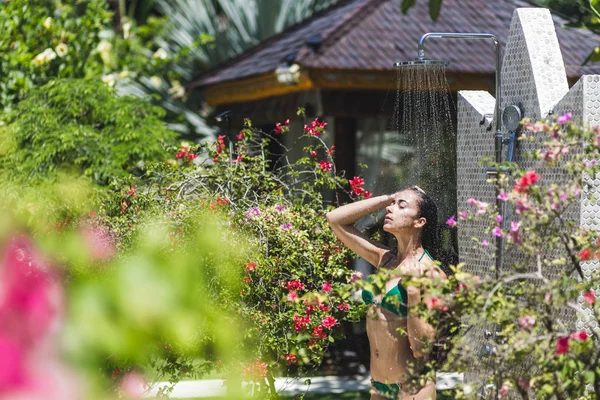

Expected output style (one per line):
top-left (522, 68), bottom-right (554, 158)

top-left (371, 380), bottom-right (401, 399)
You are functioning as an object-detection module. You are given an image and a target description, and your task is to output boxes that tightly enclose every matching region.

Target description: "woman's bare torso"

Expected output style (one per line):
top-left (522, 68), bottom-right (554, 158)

top-left (366, 259), bottom-right (426, 384)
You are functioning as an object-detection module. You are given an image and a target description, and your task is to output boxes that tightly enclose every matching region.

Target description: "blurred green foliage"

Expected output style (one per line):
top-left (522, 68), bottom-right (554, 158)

top-left (0, 0), bottom-right (110, 110)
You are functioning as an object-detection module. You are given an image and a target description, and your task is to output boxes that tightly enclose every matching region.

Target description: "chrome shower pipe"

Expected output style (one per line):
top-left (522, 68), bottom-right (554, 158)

top-left (417, 32), bottom-right (504, 278)
top-left (417, 32), bottom-right (501, 139)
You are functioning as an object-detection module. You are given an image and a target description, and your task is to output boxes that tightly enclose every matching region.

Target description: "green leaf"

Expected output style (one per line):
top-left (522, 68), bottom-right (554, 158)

top-left (583, 46), bottom-right (600, 65)
top-left (401, 0), bottom-right (417, 14)
top-left (591, 0), bottom-right (600, 19)
top-left (429, 0), bottom-right (443, 21)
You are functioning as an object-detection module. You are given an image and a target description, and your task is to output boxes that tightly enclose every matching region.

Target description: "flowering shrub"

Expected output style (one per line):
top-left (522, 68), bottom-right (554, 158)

top-left (92, 116), bottom-right (374, 396)
top-left (383, 114), bottom-right (600, 399)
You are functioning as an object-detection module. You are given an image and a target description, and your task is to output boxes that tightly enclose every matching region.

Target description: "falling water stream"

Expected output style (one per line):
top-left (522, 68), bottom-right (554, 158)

top-left (390, 63), bottom-right (457, 226)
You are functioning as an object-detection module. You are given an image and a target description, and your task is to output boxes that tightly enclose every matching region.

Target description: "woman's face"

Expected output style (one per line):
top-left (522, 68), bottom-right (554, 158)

top-left (382, 190), bottom-right (425, 234)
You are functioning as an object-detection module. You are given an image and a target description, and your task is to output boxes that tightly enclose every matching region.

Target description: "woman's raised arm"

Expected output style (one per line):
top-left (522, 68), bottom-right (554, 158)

top-left (325, 195), bottom-right (393, 268)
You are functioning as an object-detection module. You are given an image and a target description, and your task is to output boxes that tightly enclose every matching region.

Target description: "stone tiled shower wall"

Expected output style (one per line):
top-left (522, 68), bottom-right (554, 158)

top-left (456, 7), bottom-right (600, 387)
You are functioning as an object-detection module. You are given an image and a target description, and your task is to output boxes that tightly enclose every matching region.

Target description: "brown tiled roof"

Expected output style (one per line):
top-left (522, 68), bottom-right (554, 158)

top-left (191, 0), bottom-right (600, 88)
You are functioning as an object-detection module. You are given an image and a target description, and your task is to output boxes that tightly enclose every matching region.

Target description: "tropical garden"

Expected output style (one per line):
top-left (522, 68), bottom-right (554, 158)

top-left (3, 0), bottom-right (600, 399)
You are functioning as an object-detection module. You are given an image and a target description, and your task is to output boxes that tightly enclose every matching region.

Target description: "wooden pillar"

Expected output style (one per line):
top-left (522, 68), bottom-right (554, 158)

top-left (333, 117), bottom-right (357, 204)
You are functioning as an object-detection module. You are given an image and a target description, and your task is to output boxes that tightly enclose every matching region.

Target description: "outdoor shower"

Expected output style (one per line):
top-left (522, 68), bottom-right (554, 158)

top-left (395, 32), bottom-right (506, 279)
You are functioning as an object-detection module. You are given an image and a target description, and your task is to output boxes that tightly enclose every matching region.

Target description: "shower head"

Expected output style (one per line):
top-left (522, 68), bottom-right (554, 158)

top-left (394, 59), bottom-right (448, 67)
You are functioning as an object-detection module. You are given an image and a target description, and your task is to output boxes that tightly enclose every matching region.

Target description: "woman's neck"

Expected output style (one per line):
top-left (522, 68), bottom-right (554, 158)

top-left (394, 234), bottom-right (423, 261)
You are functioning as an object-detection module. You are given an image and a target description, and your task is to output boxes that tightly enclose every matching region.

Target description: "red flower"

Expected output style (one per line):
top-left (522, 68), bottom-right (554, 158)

top-left (312, 325), bottom-right (326, 339)
top-left (337, 302), bottom-right (350, 312)
top-left (555, 336), bottom-right (570, 355)
top-left (286, 280), bottom-right (305, 291)
top-left (455, 283), bottom-right (469, 293)
top-left (318, 304), bottom-right (330, 312)
top-left (571, 331), bottom-right (589, 341)
top-left (349, 176), bottom-right (371, 198)
top-left (243, 276), bottom-right (252, 284)
top-left (427, 297), bottom-right (440, 310)
top-left (236, 131), bottom-right (244, 140)
top-left (242, 359), bottom-right (268, 379)
top-left (321, 316), bottom-right (338, 329)
top-left (305, 305), bottom-right (316, 314)
top-left (273, 122), bottom-right (283, 134)
top-left (318, 160), bottom-right (333, 171)
top-left (285, 353), bottom-right (297, 365)
top-left (213, 135), bottom-right (226, 161)
top-left (583, 290), bottom-right (596, 305)
top-left (579, 249), bottom-right (592, 261)
top-left (310, 151), bottom-right (317, 157)
top-left (327, 145), bottom-right (335, 155)
top-left (321, 281), bottom-right (332, 292)
top-left (293, 314), bottom-right (310, 332)
top-left (513, 170), bottom-right (540, 193)
top-left (245, 261), bottom-right (257, 272)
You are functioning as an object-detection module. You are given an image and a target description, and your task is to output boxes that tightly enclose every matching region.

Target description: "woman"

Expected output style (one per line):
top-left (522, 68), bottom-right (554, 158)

top-left (326, 186), bottom-right (445, 400)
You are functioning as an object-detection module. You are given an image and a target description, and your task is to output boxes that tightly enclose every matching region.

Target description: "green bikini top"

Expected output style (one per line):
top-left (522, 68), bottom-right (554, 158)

top-left (361, 249), bottom-right (435, 317)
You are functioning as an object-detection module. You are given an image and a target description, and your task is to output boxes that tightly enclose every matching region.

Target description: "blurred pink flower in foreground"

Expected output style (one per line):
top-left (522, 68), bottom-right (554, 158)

top-left (0, 236), bottom-right (80, 400)
top-left (120, 372), bottom-right (148, 399)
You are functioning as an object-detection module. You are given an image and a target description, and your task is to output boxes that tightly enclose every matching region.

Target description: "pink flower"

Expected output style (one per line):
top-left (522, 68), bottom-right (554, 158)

top-left (280, 223), bottom-right (292, 230)
top-left (327, 145), bottom-right (335, 155)
top-left (321, 281), bottom-right (332, 292)
top-left (467, 198), bottom-right (477, 206)
top-left (557, 112), bottom-right (572, 124)
top-left (287, 291), bottom-right (298, 302)
top-left (556, 336), bottom-right (570, 355)
top-left (498, 385), bottom-right (509, 399)
top-left (321, 316), bottom-right (338, 329)
top-left (495, 215), bottom-right (503, 223)
top-left (236, 131), bottom-right (244, 140)
top-left (82, 225), bottom-right (116, 261)
top-left (120, 372), bottom-right (147, 399)
top-left (476, 201), bottom-right (489, 215)
top-left (318, 303), bottom-right (330, 312)
top-left (497, 192), bottom-right (508, 201)
top-left (337, 302), bottom-right (350, 312)
top-left (305, 305), bottom-right (316, 314)
top-left (559, 192), bottom-right (568, 202)
top-left (583, 290), bottom-right (596, 305)
top-left (518, 315), bottom-right (535, 330)
top-left (0, 237), bottom-right (63, 347)
top-left (0, 333), bottom-right (27, 391)
top-left (492, 226), bottom-right (503, 237)
top-left (481, 239), bottom-right (489, 246)
top-left (446, 215), bottom-right (457, 227)
top-left (458, 211), bottom-right (468, 219)
top-left (350, 271), bottom-right (363, 282)
top-left (285, 353), bottom-right (297, 365)
top-left (518, 377), bottom-right (530, 391)
top-left (310, 150), bottom-right (317, 157)
top-left (571, 331), bottom-right (588, 341)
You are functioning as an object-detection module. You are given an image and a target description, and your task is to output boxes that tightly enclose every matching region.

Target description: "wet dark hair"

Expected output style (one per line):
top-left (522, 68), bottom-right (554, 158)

top-left (407, 186), bottom-right (456, 369)
top-left (406, 186), bottom-right (438, 259)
